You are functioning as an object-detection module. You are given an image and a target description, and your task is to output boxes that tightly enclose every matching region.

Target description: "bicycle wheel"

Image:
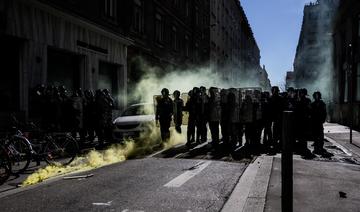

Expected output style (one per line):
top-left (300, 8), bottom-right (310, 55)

top-left (0, 145), bottom-right (11, 185)
top-left (7, 136), bottom-right (31, 174)
top-left (43, 135), bottom-right (79, 166)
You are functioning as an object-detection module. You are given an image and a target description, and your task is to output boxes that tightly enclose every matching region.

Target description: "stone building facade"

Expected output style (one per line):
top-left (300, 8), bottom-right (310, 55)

top-left (0, 0), bottom-right (131, 123)
top-left (122, 0), bottom-right (210, 96)
top-left (210, 0), bottom-right (269, 90)
top-left (331, 0), bottom-right (360, 128)
top-left (293, 0), bottom-right (339, 100)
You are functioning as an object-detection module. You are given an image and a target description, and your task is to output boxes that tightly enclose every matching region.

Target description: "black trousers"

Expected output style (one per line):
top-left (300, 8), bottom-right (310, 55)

top-left (221, 119), bottom-right (229, 143)
top-left (209, 121), bottom-right (220, 143)
top-left (263, 121), bottom-right (272, 148)
top-left (230, 123), bottom-right (242, 147)
top-left (159, 119), bottom-right (171, 141)
top-left (187, 118), bottom-right (195, 143)
top-left (313, 123), bottom-right (324, 150)
top-left (196, 119), bottom-right (207, 142)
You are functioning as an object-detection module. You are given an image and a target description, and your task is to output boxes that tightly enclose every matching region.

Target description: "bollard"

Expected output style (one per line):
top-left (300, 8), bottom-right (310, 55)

top-left (282, 111), bottom-right (294, 212)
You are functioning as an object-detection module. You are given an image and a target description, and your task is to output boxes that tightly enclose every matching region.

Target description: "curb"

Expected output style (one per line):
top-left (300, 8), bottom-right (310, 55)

top-left (221, 155), bottom-right (273, 212)
top-left (324, 135), bottom-right (353, 156)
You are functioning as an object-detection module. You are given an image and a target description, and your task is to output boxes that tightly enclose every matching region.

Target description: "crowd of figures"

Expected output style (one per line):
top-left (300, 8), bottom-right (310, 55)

top-left (156, 86), bottom-right (330, 158)
top-left (29, 85), bottom-right (115, 147)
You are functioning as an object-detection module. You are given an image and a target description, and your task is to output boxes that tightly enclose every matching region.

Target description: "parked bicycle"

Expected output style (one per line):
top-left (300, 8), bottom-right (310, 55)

top-left (28, 128), bottom-right (79, 166)
top-left (1, 123), bottom-right (79, 175)
top-left (0, 129), bottom-right (32, 175)
top-left (0, 144), bottom-right (11, 185)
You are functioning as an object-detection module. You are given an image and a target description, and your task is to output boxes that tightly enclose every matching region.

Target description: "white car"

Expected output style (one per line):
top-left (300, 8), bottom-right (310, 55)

top-left (113, 103), bottom-right (156, 141)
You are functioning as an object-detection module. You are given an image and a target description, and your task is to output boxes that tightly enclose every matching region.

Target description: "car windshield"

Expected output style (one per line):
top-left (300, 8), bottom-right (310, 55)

top-left (122, 105), bottom-right (154, 116)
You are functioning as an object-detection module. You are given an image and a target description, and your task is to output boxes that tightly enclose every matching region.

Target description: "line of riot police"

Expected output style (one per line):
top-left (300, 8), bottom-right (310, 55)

top-left (156, 86), bottom-right (329, 158)
top-left (30, 84), bottom-right (115, 148)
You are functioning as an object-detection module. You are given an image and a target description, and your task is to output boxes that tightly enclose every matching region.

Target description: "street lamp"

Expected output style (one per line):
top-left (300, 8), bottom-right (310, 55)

top-left (347, 43), bottom-right (354, 144)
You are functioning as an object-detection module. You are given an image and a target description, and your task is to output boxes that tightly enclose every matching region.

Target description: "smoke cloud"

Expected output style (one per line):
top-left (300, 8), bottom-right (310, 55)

top-left (129, 57), bottom-right (266, 104)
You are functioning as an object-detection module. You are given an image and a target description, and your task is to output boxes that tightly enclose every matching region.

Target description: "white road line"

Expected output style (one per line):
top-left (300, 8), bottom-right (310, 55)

top-left (147, 143), bottom-right (185, 158)
top-left (92, 201), bottom-right (113, 206)
top-left (164, 161), bottom-right (212, 188)
top-left (174, 142), bottom-right (210, 159)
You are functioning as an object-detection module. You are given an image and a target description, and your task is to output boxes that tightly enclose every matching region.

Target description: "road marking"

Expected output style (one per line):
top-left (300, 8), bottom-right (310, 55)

top-left (324, 136), bottom-right (352, 156)
top-left (92, 200), bottom-right (113, 206)
top-left (122, 209), bottom-right (145, 212)
top-left (147, 143), bottom-right (185, 158)
top-left (174, 142), bottom-right (210, 159)
top-left (164, 161), bottom-right (211, 188)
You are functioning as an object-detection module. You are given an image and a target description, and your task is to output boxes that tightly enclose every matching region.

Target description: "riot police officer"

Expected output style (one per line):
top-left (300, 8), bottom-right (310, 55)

top-left (185, 89), bottom-right (196, 147)
top-left (208, 87), bottom-right (221, 147)
top-left (173, 90), bottom-right (184, 134)
top-left (156, 88), bottom-right (173, 141)
top-left (269, 86), bottom-right (284, 152)
top-left (84, 90), bottom-right (96, 142)
top-left (242, 91), bottom-right (254, 151)
top-left (253, 89), bottom-right (263, 155)
top-left (103, 89), bottom-right (114, 143)
top-left (220, 89), bottom-right (230, 144)
top-left (228, 88), bottom-right (242, 150)
top-left (196, 86), bottom-right (209, 143)
top-left (310, 91), bottom-right (328, 155)
top-left (261, 91), bottom-right (272, 152)
top-left (295, 88), bottom-right (315, 159)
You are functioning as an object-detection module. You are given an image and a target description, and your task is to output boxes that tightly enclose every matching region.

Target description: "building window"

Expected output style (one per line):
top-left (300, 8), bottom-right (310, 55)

top-left (185, 0), bottom-right (190, 17)
top-left (195, 7), bottom-right (199, 26)
top-left (104, 0), bottom-right (117, 19)
top-left (195, 42), bottom-right (199, 61)
top-left (356, 63), bottom-right (360, 101)
top-left (184, 35), bottom-right (190, 57)
top-left (133, 0), bottom-right (144, 34)
top-left (171, 26), bottom-right (178, 51)
top-left (344, 72), bottom-right (349, 103)
top-left (358, 15), bottom-right (360, 37)
top-left (172, 0), bottom-right (179, 7)
top-left (155, 13), bottom-right (164, 44)
top-left (99, 61), bottom-right (120, 108)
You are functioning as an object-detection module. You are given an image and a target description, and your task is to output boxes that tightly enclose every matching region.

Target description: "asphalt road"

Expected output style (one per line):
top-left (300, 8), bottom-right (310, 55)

top-left (0, 157), bottom-right (247, 212)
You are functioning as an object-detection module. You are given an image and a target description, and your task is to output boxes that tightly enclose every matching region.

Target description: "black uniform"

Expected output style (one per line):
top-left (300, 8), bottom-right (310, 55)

top-left (269, 90), bottom-right (284, 150)
top-left (228, 89), bottom-right (242, 149)
top-left (173, 92), bottom-right (184, 134)
top-left (220, 89), bottom-right (230, 144)
top-left (84, 90), bottom-right (96, 141)
top-left (156, 94), bottom-right (173, 141)
top-left (208, 87), bottom-right (221, 146)
top-left (185, 90), bottom-right (196, 145)
top-left (295, 92), bottom-right (312, 156)
top-left (196, 87), bottom-right (209, 143)
top-left (261, 92), bottom-right (272, 151)
top-left (310, 99), bottom-right (326, 152)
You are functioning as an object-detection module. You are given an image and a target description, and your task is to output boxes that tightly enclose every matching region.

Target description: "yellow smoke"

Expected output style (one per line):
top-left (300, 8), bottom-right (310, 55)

top-left (22, 125), bottom-right (185, 186)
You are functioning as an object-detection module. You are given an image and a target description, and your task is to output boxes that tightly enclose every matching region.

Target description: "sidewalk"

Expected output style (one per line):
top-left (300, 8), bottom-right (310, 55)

top-left (223, 122), bottom-right (360, 212)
